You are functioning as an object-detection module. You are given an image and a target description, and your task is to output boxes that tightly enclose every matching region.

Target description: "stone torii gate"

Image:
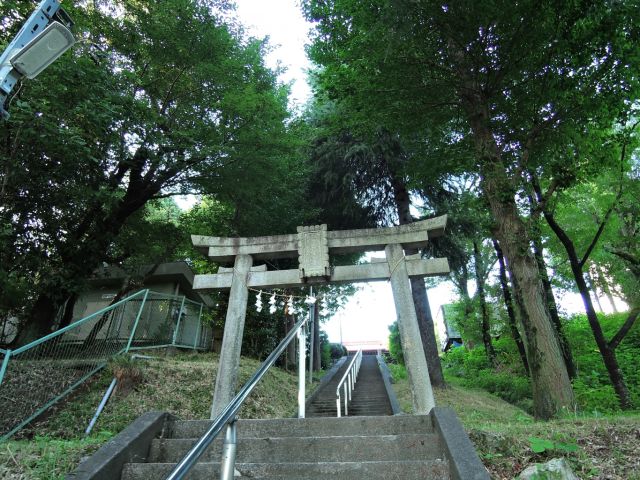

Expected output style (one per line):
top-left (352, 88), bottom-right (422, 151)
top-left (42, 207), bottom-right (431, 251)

top-left (192, 216), bottom-right (450, 417)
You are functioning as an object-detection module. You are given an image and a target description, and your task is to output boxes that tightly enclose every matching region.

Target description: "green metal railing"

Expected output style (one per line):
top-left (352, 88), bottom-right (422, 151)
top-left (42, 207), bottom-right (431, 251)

top-left (0, 289), bottom-right (211, 441)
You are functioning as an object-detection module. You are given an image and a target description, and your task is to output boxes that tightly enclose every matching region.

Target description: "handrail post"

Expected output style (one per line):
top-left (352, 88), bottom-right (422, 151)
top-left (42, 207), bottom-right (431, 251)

top-left (307, 287), bottom-right (314, 384)
top-left (0, 349), bottom-right (11, 386)
top-left (172, 295), bottom-right (186, 346)
top-left (344, 384), bottom-right (348, 416)
top-left (164, 316), bottom-right (308, 480)
top-left (220, 419), bottom-right (237, 480)
top-left (193, 303), bottom-right (203, 350)
top-left (297, 318), bottom-right (306, 418)
top-left (125, 289), bottom-right (149, 352)
top-left (334, 349), bottom-right (362, 419)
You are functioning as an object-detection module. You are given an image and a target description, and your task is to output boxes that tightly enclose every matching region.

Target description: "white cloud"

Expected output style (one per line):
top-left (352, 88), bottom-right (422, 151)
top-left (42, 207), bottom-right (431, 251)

top-left (235, 0), bottom-right (312, 108)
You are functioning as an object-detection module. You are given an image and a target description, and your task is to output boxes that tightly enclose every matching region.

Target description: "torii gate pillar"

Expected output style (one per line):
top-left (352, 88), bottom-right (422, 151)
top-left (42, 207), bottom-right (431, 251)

top-left (386, 244), bottom-right (434, 413)
top-left (210, 254), bottom-right (252, 418)
top-left (192, 216), bottom-right (449, 417)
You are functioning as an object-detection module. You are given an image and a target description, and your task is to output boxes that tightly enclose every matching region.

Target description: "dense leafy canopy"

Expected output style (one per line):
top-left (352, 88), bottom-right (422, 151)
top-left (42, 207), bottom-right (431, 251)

top-left (303, 0), bottom-right (640, 417)
top-left (0, 0), bottom-right (296, 331)
top-left (1, 0), bottom-right (639, 419)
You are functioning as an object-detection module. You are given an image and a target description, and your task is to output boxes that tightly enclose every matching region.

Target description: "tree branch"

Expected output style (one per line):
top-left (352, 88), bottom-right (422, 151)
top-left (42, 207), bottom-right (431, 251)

top-left (579, 192), bottom-right (621, 268)
top-left (578, 124), bottom-right (637, 268)
top-left (608, 308), bottom-right (640, 350)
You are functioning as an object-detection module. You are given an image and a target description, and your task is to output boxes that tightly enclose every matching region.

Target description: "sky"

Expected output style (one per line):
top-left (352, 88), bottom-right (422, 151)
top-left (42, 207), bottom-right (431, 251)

top-left (234, 0), bottom-right (312, 109)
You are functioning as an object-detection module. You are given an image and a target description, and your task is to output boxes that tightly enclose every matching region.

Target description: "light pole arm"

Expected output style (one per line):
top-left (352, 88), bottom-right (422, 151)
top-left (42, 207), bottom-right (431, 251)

top-left (0, 0), bottom-right (72, 119)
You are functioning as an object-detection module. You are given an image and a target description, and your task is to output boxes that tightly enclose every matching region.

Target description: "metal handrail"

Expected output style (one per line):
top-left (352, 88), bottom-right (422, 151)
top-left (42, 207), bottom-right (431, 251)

top-left (165, 315), bottom-right (308, 480)
top-left (335, 349), bottom-right (362, 417)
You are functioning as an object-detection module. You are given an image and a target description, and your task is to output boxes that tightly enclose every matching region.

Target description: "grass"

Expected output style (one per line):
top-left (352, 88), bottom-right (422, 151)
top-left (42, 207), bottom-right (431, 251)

top-left (5, 348), bottom-right (638, 479)
top-left (389, 365), bottom-right (640, 480)
top-left (0, 349), bottom-right (307, 479)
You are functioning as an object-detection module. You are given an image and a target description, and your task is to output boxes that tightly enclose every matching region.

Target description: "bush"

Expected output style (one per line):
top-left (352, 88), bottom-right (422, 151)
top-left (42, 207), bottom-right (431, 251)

top-left (329, 343), bottom-right (347, 359)
top-left (442, 337), bottom-right (532, 411)
top-left (388, 321), bottom-right (404, 365)
top-left (321, 343), bottom-right (346, 369)
top-left (321, 342), bottom-right (332, 369)
top-left (565, 312), bottom-right (640, 413)
top-left (387, 362), bottom-right (408, 381)
top-left (441, 312), bottom-right (640, 414)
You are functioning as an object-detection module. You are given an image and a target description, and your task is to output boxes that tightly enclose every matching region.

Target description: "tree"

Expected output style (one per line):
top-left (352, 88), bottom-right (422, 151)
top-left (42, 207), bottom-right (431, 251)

top-left (304, 105), bottom-right (447, 385)
top-left (1, 0), bottom-right (294, 343)
top-left (492, 239), bottom-right (529, 374)
top-left (529, 124), bottom-right (640, 409)
top-left (303, 0), bottom-right (640, 417)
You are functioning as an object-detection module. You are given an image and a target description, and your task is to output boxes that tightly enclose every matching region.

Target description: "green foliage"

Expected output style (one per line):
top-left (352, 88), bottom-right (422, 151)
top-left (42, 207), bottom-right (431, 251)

top-left (0, 432), bottom-right (113, 480)
top-left (443, 337), bottom-right (533, 411)
top-left (0, 0), bottom-right (297, 331)
top-left (321, 342), bottom-right (332, 369)
top-left (304, 0), bottom-right (640, 418)
top-left (540, 155), bottom-right (640, 309)
top-left (386, 362), bottom-right (408, 382)
top-left (443, 312), bottom-right (640, 414)
top-left (387, 321), bottom-right (404, 365)
top-left (565, 312), bottom-right (640, 413)
top-left (329, 343), bottom-right (347, 359)
top-left (528, 436), bottom-right (579, 455)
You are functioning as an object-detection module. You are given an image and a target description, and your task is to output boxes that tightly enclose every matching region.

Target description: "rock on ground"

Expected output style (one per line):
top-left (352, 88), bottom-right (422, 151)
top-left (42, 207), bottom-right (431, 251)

top-left (518, 458), bottom-right (578, 480)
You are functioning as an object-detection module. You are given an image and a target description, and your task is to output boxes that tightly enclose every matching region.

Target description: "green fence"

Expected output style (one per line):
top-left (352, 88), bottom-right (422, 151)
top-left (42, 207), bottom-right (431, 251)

top-left (0, 289), bottom-right (211, 441)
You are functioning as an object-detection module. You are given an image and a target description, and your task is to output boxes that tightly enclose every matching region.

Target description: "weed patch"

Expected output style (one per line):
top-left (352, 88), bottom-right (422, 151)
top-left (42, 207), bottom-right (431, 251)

top-left (0, 349), bottom-right (309, 479)
top-left (388, 363), bottom-right (640, 479)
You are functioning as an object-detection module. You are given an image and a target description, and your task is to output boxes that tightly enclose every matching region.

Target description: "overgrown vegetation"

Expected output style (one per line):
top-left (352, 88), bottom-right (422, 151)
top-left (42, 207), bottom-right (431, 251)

top-left (388, 364), bottom-right (640, 479)
top-left (0, 350), bottom-right (306, 479)
top-left (566, 313), bottom-right (640, 413)
top-left (440, 312), bottom-right (640, 415)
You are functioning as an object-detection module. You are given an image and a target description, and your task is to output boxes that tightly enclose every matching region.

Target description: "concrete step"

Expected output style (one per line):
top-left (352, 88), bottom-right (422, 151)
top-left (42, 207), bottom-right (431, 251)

top-left (148, 433), bottom-right (444, 463)
top-left (307, 354), bottom-right (393, 417)
top-left (121, 459), bottom-right (451, 480)
top-left (168, 415), bottom-right (434, 439)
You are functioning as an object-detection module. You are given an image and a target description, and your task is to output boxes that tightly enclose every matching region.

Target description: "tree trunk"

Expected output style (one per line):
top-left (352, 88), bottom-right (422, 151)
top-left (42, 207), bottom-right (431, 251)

top-left (507, 265), bottom-right (530, 344)
top-left (586, 270), bottom-right (605, 312)
top-left (530, 226), bottom-right (577, 378)
top-left (58, 293), bottom-right (79, 330)
top-left (391, 173), bottom-right (445, 387)
top-left (542, 210), bottom-right (633, 409)
top-left (473, 240), bottom-right (496, 366)
top-left (81, 265), bottom-right (159, 350)
top-left (409, 277), bottom-right (445, 386)
top-left (12, 294), bottom-right (57, 346)
top-left (463, 99), bottom-right (574, 418)
top-left (492, 238), bottom-right (529, 375)
top-left (455, 264), bottom-right (475, 328)
top-left (485, 175), bottom-right (574, 417)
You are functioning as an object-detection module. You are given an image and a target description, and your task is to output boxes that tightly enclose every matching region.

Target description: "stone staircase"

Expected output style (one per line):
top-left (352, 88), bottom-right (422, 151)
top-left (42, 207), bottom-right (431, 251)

top-left (68, 356), bottom-right (489, 480)
top-left (120, 415), bottom-right (451, 479)
top-left (307, 353), bottom-right (393, 417)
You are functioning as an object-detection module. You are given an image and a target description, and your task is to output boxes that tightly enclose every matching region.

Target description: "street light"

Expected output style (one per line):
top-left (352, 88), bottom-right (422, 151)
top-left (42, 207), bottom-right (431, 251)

top-left (0, 0), bottom-right (75, 120)
top-left (9, 22), bottom-right (75, 79)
